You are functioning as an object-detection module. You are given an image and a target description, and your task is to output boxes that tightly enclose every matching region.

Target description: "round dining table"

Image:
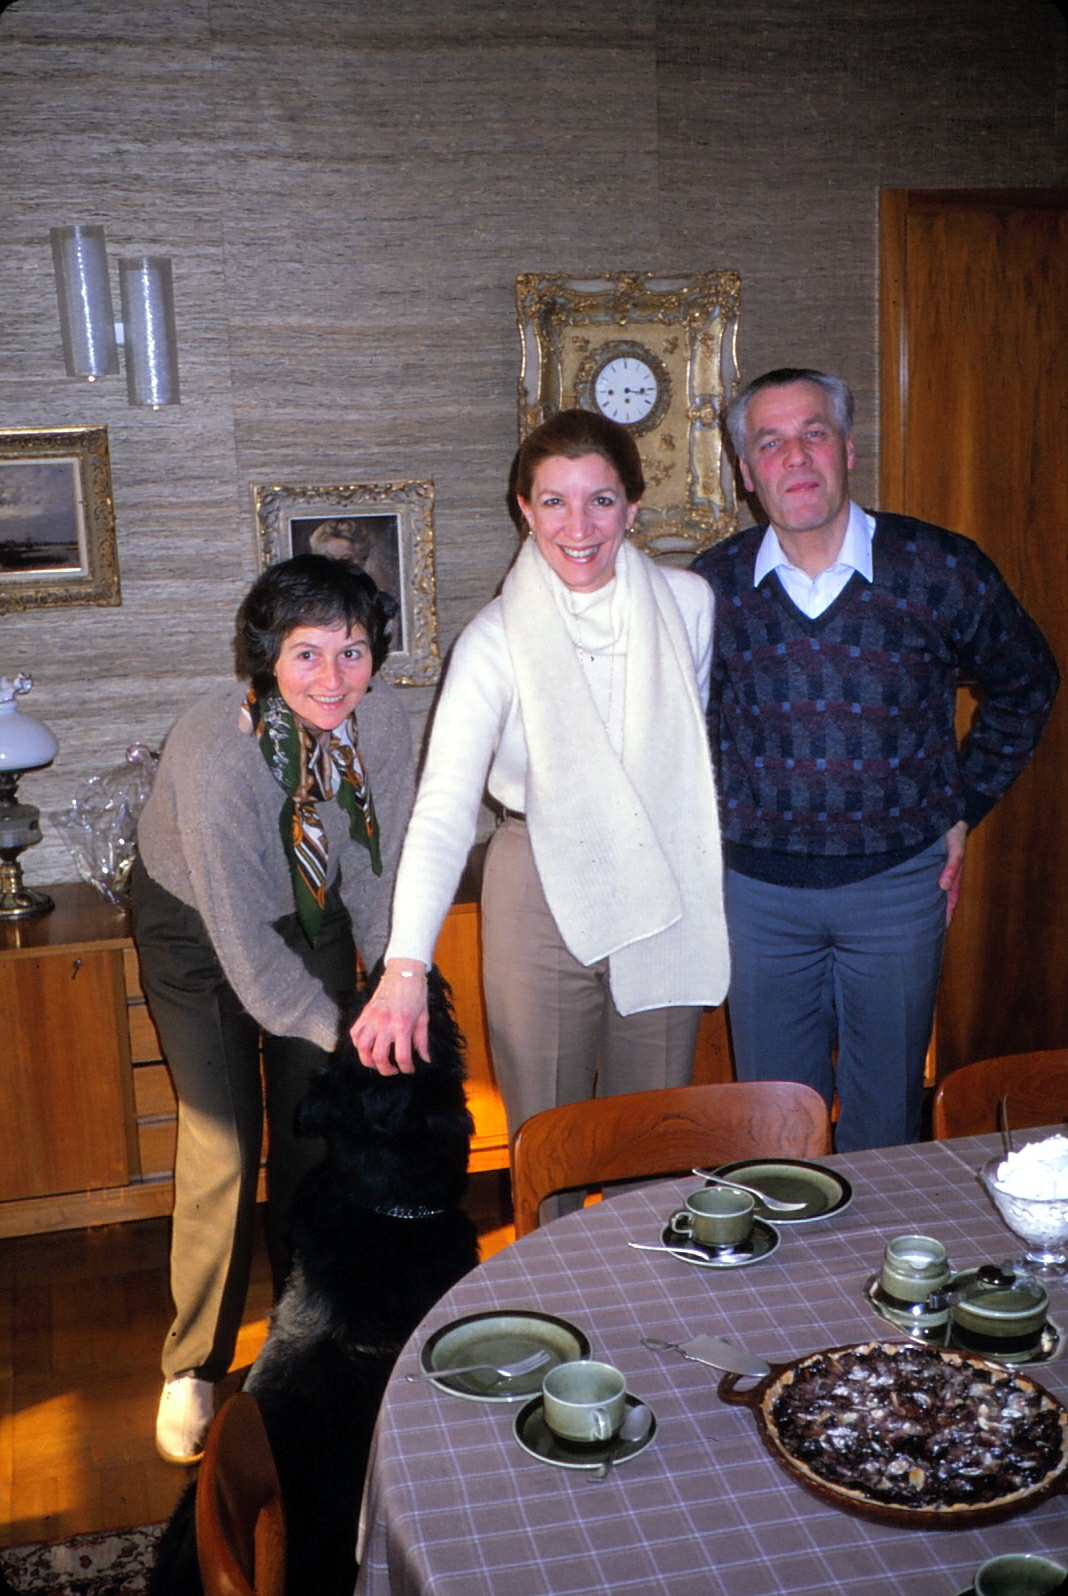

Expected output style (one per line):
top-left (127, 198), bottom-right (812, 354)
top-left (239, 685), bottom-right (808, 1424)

top-left (355, 1133), bottom-right (1068, 1596)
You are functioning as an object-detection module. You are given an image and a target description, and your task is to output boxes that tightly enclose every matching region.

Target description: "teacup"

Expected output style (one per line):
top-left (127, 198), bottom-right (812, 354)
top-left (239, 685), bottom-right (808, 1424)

top-left (973, 1553), bottom-right (1068, 1595)
top-left (541, 1359), bottom-right (627, 1444)
top-left (669, 1187), bottom-right (755, 1250)
top-left (878, 1234), bottom-right (952, 1306)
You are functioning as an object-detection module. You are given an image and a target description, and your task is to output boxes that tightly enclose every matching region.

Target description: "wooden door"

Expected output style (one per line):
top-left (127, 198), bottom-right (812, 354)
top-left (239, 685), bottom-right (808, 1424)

top-left (880, 188), bottom-right (1068, 1078)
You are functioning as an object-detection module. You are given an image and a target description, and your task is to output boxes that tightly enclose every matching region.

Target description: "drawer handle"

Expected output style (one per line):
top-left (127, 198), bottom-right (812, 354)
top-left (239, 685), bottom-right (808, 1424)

top-left (71, 957), bottom-right (82, 979)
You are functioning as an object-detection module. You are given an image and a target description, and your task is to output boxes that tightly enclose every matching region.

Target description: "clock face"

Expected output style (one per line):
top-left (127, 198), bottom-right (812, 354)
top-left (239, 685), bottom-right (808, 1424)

top-left (593, 356), bottom-right (660, 426)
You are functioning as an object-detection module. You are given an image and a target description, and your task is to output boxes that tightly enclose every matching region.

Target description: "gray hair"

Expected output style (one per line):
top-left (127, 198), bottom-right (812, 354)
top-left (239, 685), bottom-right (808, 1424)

top-left (725, 368), bottom-right (854, 461)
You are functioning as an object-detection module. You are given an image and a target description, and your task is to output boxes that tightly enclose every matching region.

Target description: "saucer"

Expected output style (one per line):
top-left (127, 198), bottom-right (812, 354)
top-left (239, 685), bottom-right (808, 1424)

top-left (660, 1217), bottom-right (780, 1269)
top-left (710, 1158), bottom-right (852, 1223)
top-left (419, 1311), bottom-right (590, 1401)
top-left (514, 1392), bottom-right (657, 1470)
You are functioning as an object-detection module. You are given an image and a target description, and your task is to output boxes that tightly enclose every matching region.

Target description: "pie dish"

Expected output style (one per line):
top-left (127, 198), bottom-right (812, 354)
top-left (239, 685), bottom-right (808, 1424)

top-left (718, 1339), bottom-right (1068, 1527)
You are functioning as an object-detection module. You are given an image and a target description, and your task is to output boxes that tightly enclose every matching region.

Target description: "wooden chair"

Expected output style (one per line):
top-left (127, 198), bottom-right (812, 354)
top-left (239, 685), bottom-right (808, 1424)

top-left (931, 1048), bottom-right (1068, 1141)
top-left (195, 1392), bottom-right (286, 1596)
top-left (509, 1080), bottom-right (832, 1238)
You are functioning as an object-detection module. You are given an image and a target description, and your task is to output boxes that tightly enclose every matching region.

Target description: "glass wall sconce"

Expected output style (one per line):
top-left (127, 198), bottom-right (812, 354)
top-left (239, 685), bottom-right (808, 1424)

top-left (51, 224), bottom-right (180, 407)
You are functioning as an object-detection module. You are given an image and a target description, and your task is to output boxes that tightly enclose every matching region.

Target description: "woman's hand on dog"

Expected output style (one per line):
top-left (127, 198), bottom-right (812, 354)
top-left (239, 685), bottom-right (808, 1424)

top-left (351, 959), bottom-right (429, 1074)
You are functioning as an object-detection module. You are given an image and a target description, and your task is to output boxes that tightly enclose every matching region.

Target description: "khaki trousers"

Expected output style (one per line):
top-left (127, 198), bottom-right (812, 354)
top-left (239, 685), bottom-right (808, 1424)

top-left (480, 819), bottom-right (701, 1152)
top-left (129, 858), bottom-right (356, 1381)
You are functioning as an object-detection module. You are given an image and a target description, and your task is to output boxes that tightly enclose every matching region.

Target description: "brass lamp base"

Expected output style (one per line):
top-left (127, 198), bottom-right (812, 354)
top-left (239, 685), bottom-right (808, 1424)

top-left (0, 855), bottom-right (54, 920)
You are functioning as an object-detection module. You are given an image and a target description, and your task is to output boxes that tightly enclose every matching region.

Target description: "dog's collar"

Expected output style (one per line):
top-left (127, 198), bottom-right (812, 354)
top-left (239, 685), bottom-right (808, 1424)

top-left (374, 1203), bottom-right (446, 1219)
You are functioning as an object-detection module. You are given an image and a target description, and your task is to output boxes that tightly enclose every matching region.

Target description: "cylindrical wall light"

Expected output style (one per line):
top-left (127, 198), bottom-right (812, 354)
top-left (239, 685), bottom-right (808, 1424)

top-left (119, 256), bottom-right (180, 408)
top-left (50, 224), bottom-right (120, 380)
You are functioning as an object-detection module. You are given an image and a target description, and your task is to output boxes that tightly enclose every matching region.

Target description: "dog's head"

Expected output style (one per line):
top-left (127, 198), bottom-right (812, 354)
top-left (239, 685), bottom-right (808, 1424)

top-left (295, 964), bottom-right (474, 1214)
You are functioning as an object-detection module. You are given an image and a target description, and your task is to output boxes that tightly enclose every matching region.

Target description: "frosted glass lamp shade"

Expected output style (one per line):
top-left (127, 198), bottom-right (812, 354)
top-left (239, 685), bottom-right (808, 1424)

top-left (0, 699), bottom-right (58, 772)
top-left (119, 255), bottom-right (180, 407)
top-left (50, 224), bottom-right (120, 380)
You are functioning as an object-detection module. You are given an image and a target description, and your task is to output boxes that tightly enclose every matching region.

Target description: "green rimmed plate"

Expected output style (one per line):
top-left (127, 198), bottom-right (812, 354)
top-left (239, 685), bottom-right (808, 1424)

top-left (418, 1310), bottom-right (590, 1401)
top-left (711, 1158), bottom-right (852, 1223)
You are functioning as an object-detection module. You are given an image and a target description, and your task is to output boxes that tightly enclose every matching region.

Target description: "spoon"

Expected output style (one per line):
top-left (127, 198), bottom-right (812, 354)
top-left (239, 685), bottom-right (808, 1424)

top-left (691, 1169), bottom-right (807, 1212)
top-left (592, 1404), bottom-right (653, 1477)
top-left (627, 1240), bottom-right (720, 1261)
top-left (408, 1349), bottom-right (551, 1383)
top-left (998, 1093), bottom-right (1016, 1156)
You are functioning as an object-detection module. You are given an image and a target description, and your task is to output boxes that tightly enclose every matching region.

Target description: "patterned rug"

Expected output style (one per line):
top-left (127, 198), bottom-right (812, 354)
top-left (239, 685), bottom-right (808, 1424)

top-left (0, 1523), bottom-right (164, 1596)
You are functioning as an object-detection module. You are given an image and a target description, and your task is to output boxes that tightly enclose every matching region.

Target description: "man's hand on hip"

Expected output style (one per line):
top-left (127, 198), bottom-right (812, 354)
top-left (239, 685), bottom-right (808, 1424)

top-left (939, 821), bottom-right (969, 925)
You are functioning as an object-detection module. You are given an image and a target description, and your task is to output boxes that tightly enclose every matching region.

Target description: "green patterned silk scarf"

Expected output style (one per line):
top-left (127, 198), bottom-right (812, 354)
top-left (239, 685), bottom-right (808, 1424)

top-left (245, 687), bottom-right (382, 945)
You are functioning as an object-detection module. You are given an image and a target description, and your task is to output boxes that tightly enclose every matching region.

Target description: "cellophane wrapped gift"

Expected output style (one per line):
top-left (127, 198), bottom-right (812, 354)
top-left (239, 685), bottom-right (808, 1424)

top-left (50, 742), bottom-right (159, 904)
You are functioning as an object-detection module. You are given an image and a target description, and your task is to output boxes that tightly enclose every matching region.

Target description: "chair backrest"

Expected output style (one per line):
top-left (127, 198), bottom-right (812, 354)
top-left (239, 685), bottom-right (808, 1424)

top-left (195, 1391), bottom-right (286, 1596)
top-left (931, 1048), bottom-right (1068, 1141)
top-left (509, 1080), bottom-right (832, 1238)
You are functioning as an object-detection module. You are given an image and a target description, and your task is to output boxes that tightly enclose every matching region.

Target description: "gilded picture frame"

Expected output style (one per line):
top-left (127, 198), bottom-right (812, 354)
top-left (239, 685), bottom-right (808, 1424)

top-left (252, 479), bottom-right (440, 687)
top-left (516, 271), bottom-right (742, 556)
top-left (0, 425), bottom-right (120, 612)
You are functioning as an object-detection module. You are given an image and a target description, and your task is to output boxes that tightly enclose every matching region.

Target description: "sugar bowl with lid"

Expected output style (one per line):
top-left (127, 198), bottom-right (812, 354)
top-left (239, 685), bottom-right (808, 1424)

top-left (950, 1264), bottom-right (1049, 1362)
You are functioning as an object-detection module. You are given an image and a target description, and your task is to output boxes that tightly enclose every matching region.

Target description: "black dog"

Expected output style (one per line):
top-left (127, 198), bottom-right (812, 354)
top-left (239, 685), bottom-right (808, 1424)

top-left (151, 965), bottom-right (480, 1596)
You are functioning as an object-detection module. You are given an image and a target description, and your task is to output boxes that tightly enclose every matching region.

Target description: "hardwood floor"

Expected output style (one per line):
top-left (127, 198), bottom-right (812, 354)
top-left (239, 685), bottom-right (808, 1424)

top-left (0, 1172), bottom-right (514, 1551)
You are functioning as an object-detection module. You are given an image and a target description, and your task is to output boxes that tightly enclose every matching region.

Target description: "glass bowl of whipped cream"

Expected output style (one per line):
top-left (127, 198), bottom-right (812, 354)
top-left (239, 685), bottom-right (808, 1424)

top-left (979, 1134), bottom-right (1068, 1280)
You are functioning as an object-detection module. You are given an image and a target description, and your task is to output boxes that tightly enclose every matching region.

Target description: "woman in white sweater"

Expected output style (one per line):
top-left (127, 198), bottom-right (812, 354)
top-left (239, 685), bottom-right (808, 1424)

top-left (353, 410), bottom-right (729, 1172)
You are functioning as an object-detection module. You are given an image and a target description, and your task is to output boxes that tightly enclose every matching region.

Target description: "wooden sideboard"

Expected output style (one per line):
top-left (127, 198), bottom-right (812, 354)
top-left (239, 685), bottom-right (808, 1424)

top-left (0, 881), bottom-right (732, 1238)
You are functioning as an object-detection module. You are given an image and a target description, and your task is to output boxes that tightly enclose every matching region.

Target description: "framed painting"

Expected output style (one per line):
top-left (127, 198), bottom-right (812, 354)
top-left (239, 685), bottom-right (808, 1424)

top-left (516, 271), bottom-right (742, 556)
top-left (0, 426), bottom-right (120, 612)
top-left (252, 479), bottom-right (440, 687)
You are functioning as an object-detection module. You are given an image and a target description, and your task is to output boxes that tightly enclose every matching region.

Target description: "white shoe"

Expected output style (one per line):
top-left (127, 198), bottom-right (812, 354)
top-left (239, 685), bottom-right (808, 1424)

top-left (156, 1373), bottom-right (215, 1465)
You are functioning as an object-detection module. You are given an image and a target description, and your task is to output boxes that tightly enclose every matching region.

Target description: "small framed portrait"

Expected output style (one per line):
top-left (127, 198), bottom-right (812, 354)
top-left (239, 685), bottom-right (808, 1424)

top-left (252, 480), bottom-right (440, 687)
top-left (0, 426), bottom-right (120, 613)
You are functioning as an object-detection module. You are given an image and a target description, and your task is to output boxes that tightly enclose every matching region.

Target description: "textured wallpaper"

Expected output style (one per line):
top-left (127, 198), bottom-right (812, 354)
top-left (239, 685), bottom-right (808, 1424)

top-left (0, 0), bottom-right (1063, 882)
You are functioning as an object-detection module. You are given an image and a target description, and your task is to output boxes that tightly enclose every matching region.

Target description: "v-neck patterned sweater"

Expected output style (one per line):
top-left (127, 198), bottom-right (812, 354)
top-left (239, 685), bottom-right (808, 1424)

top-left (691, 512), bottom-right (1058, 888)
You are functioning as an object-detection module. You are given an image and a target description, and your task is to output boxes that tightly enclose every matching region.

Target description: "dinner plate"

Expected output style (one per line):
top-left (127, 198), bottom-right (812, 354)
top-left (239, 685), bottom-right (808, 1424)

top-left (711, 1158), bottom-right (853, 1223)
top-left (658, 1217), bottom-right (780, 1269)
top-left (514, 1392), bottom-right (657, 1470)
top-left (418, 1310), bottom-right (590, 1401)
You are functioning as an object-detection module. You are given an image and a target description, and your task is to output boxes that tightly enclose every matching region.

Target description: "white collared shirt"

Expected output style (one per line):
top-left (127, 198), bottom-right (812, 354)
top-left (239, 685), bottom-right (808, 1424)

top-left (754, 501), bottom-right (875, 618)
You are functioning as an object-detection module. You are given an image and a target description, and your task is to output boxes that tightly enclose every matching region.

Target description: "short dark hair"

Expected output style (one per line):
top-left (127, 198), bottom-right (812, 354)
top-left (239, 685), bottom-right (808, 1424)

top-left (511, 408), bottom-right (645, 508)
top-left (725, 368), bottom-right (854, 460)
top-left (235, 554), bottom-right (396, 691)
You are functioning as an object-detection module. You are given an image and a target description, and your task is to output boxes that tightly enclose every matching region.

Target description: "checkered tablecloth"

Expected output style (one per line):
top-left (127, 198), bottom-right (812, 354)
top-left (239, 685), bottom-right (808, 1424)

top-left (355, 1136), bottom-right (1068, 1596)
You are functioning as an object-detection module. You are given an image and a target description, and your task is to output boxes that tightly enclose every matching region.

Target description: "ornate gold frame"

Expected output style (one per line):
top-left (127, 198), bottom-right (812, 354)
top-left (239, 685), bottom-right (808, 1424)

top-left (0, 426), bottom-right (120, 613)
top-left (252, 479), bottom-right (440, 687)
top-left (516, 271), bottom-right (742, 556)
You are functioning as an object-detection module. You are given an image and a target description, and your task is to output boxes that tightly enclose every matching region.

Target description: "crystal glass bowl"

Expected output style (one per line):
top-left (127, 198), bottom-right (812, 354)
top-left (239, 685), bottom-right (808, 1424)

top-left (978, 1155), bottom-right (1068, 1280)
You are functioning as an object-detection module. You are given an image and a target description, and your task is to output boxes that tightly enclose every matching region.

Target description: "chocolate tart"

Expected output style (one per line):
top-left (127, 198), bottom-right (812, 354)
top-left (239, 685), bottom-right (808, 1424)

top-left (718, 1339), bottom-right (1068, 1528)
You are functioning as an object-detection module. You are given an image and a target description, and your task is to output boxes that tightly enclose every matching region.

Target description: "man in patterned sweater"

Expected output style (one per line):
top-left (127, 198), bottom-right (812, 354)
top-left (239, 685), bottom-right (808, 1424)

top-left (690, 368), bottom-right (1058, 1150)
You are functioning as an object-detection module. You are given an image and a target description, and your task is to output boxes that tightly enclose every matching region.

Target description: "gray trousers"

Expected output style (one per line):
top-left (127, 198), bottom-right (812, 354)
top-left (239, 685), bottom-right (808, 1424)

top-left (723, 839), bottom-right (948, 1152)
top-left (129, 857), bottom-right (356, 1380)
top-left (480, 818), bottom-right (701, 1146)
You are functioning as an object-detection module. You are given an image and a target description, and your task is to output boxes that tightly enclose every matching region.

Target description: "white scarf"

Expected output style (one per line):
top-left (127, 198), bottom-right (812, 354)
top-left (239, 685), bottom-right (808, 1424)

top-left (501, 538), bottom-right (729, 1015)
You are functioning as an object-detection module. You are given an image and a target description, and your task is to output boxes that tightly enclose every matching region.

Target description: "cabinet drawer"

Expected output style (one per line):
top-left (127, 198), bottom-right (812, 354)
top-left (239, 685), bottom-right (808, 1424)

top-left (133, 1062), bottom-right (176, 1118)
top-left (128, 1001), bottom-right (164, 1064)
top-left (138, 1118), bottom-right (178, 1180)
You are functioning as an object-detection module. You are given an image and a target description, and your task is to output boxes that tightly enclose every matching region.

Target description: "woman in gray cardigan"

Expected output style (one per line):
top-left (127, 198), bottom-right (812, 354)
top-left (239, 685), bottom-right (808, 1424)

top-left (131, 555), bottom-right (413, 1465)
